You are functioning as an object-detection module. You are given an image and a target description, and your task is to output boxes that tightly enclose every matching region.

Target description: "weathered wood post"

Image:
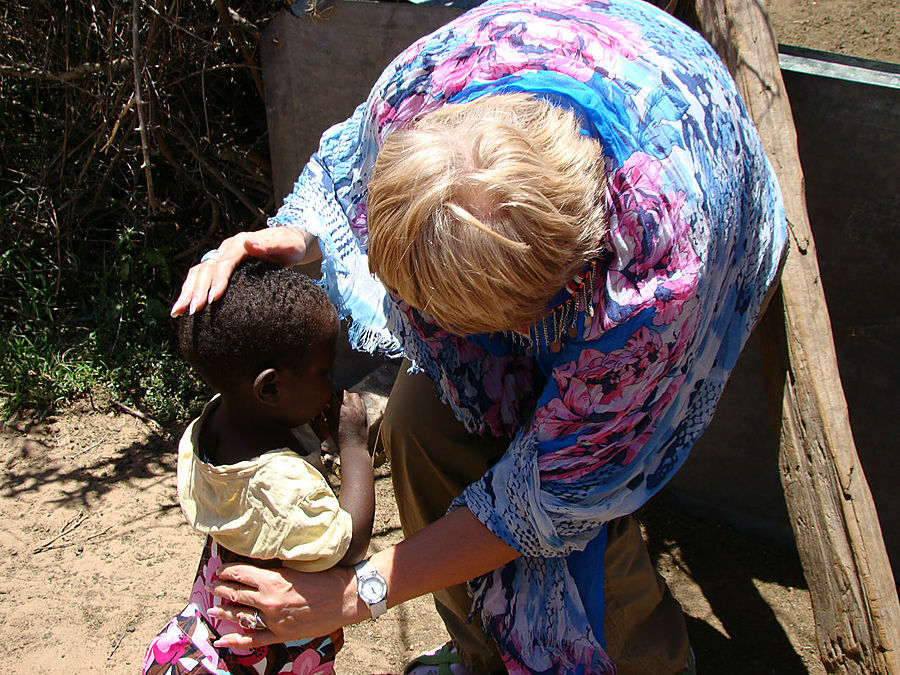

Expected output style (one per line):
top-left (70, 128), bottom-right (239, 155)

top-left (667, 0), bottom-right (900, 671)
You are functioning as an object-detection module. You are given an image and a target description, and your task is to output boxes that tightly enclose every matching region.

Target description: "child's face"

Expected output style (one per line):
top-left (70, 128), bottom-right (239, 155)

top-left (277, 334), bottom-right (336, 428)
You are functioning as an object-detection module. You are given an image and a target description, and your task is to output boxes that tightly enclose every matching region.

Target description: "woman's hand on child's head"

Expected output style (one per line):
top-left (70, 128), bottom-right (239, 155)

top-left (170, 226), bottom-right (316, 317)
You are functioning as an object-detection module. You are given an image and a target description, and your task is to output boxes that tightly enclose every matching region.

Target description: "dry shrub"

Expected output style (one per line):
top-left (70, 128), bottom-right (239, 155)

top-left (0, 0), bottom-right (285, 417)
top-left (1, 0), bottom-right (285, 252)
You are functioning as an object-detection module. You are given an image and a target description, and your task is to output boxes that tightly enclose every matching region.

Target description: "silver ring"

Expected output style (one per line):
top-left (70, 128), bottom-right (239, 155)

top-left (238, 610), bottom-right (267, 631)
top-left (200, 249), bottom-right (220, 263)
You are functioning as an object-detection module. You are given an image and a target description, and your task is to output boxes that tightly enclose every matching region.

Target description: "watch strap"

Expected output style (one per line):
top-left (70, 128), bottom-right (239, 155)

top-left (368, 596), bottom-right (387, 619)
top-left (354, 560), bottom-right (388, 619)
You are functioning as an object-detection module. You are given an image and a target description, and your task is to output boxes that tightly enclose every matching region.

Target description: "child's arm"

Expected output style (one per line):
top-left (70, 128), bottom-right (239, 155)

top-left (331, 390), bottom-right (374, 566)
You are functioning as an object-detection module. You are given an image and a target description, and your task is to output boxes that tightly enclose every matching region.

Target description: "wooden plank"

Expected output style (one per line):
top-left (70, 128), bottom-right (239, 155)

top-left (258, 3), bottom-right (461, 382)
top-left (260, 3), bottom-right (462, 204)
top-left (671, 0), bottom-right (900, 671)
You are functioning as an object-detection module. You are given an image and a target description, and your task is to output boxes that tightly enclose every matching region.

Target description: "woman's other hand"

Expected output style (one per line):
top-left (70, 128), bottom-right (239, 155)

top-left (207, 508), bottom-right (519, 648)
top-left (170, 226), bottom-right (319, 317)
top-left (207, 563), bottom-right (365, 649)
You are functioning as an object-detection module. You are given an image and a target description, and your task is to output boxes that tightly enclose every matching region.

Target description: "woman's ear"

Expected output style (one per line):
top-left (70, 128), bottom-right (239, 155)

top-left (252, 368), bottom-right (280, 407)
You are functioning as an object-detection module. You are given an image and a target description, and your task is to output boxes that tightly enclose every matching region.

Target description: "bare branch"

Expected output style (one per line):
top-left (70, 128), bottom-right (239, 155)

top-left (0, 57), bottom-right (132, 82)
top-left (165, 126), bottom-right (268, 219)
top-left (131, 0), bottom-right (158, 212)
top-left (100, 93), bottom-right (136, 153)
top-left (226, 6), bottom-right (260, 37)
top-left (211, 0), bottom-right (265, 100)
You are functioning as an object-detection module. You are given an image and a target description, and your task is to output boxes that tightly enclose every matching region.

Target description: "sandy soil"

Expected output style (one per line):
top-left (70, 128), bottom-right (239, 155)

top-left (1, 2), bottom-right (893, 673)
top-left (766, 0), bottom-right (898, 64)
top-left (0, 401), bottom-right (824, 674)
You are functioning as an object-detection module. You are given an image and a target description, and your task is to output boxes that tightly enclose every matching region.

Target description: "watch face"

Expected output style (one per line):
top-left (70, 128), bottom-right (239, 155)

top-left (359, 575), bottom-right (387, 604)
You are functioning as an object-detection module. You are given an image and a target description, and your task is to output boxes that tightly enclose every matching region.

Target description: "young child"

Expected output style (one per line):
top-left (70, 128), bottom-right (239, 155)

top-left (144, 262), bottom-right (374, 675)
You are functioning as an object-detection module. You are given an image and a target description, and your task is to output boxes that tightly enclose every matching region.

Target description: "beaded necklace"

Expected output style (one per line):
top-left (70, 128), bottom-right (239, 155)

top-left (505, 256), bottom-right (601, 354)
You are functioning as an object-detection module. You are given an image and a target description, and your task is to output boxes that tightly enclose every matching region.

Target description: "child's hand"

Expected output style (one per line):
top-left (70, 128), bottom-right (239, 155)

top-left (309, 409), bottom-right (330, 442)
top-left (328, 390), bottom-right (368, 451)
top-left (329, 389), bottom-right (374, 565)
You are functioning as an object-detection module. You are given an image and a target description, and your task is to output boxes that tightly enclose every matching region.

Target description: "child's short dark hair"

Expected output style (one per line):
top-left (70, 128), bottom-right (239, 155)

top-left (178, 262), bottom-right (337, 390)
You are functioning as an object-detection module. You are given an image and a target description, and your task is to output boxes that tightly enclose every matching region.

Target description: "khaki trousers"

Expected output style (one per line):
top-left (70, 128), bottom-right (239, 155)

top-left (380, 362), bottom-right (690, 674)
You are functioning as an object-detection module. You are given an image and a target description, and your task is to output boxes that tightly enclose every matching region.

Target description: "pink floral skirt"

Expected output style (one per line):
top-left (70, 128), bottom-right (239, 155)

top-left (143, 537), bottom-right (342, 675)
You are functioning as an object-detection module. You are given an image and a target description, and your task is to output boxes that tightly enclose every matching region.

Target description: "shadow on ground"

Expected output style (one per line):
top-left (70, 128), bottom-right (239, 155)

top-left (639, 500), bottom-right (813, 674)
top-left (2, 411), bottom-right (179, 509)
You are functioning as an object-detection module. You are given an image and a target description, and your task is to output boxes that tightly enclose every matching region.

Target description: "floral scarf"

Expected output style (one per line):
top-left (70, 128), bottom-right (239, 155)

top-left (270, 0), bottom-right (786, 671)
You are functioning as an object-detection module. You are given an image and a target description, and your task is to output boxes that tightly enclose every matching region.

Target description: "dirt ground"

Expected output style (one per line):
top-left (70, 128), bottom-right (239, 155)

top-left (1, 2), bottom-right (895, 674)
top-left (0, 400), bottom-right (824, 674)
top-left (766, 0), bottom-right (898, 63)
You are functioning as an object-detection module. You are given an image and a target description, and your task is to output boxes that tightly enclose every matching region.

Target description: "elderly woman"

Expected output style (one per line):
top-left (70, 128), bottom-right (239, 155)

top-left (171, 0), bottom-right (786, 672)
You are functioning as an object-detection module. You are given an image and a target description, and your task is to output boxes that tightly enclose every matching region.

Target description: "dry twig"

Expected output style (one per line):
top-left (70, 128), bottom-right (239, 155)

top-left (0, 58), bottom-right (132, 82)
top-left (100, 93), bottom-right (136, 153)
top-left (111, 400), bottom-right (160, 427)
top-left (212, 0), bottom-right (266, 100)
top-left (165, 126), bottom-right (268, 219)
top-left (67, 437), bottom-right (107, 460)
top-left (132, 0), bottom-right (158, 212)
top-left (107, 623), bottom-right (136, 661)
top-left (107, 633), bottom-right (126, 661)
top-left (33, 512), bottom-right (87, 553)
top-left (35, 526), bottom-right (114, 554)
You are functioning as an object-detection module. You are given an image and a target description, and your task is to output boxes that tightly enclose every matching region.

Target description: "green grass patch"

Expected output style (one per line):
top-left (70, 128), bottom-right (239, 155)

top-left (0, 1), bottom-right (275, 423)
top-left (0, 229), bottom-right (209, 423)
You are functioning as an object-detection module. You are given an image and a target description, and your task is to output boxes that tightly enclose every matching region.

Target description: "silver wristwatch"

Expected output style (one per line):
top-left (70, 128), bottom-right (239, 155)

top-left (354, 560), bottom-right (388, 618)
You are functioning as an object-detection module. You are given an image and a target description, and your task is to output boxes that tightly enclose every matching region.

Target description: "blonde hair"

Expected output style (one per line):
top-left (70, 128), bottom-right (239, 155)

top-left (366, 93), bottom-right (607, 335)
